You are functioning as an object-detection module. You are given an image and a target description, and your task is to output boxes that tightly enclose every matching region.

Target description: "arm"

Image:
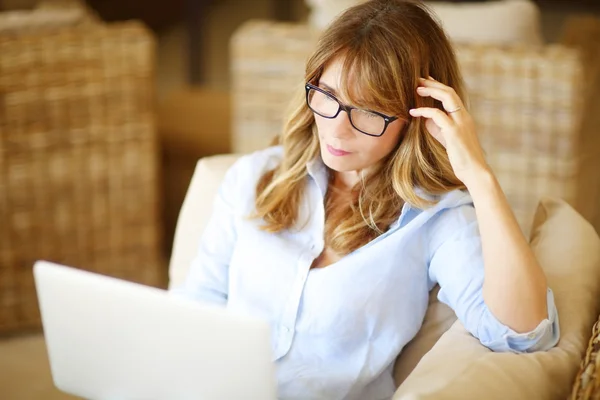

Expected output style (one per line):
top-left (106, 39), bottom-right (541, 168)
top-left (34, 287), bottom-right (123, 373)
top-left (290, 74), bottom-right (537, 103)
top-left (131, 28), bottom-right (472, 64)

top-left (427, 203), bottom-right (560, 353)
top-left (413, 76), bottom-right (559, 351)
top-left (468, 169), bottom-right (547, 332)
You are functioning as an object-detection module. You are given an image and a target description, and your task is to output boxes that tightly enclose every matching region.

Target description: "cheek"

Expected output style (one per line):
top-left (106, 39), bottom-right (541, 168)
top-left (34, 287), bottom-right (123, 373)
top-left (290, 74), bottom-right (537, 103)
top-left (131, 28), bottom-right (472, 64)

top-left (384, 130), bottom-right (403, 150)
top-left (362, 125), bottom-right (404, 158)
top-left (314, 119), bottom-right (324, 136)
top-left (314, 116), bottom-right (330, 138)
top-left (383, 122), bottom-right (405, 149)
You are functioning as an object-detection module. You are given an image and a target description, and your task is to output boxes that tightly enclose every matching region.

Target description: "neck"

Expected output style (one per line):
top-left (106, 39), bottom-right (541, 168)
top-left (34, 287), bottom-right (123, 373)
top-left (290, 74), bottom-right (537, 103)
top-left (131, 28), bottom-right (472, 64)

top-left (332, 170), bottom-right (361, 192)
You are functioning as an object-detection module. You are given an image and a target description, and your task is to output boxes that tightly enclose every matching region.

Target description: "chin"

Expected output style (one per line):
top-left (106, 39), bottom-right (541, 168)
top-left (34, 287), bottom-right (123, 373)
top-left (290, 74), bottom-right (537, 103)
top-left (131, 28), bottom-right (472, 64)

top-left (320, 149), bottom-right (360, 172)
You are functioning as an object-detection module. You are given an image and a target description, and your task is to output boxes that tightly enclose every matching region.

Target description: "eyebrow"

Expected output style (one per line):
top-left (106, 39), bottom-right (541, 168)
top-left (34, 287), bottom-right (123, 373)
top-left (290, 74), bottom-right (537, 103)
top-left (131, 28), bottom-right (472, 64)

top-left (318, 81), bottom-right (376, 113)
top-left (318, 81), bottom-right (339, 96)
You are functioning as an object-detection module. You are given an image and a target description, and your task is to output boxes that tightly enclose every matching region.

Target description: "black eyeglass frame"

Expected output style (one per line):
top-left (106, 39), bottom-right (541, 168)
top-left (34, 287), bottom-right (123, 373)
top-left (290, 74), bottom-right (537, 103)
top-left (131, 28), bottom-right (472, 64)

top-left (305, 83), bottom-right (400, 137)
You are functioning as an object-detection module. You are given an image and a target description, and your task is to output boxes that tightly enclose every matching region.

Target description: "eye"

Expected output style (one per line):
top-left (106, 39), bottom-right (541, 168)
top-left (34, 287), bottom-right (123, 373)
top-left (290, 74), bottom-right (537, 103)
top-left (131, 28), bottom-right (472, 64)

top-left (356, 109), bottom-right (380, 119)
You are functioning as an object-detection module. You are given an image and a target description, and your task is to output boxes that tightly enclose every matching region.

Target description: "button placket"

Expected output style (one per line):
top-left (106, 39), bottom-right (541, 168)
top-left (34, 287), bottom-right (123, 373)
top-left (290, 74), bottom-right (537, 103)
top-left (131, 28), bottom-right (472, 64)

top-left (275, 249), bottom-right (313, 358)
top-left (273, 183), bottom-right (324, 360)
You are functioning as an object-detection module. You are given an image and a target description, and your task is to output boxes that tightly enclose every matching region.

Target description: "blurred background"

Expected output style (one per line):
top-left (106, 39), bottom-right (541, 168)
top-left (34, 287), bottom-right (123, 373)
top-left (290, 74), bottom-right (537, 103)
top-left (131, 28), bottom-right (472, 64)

top-left (0, 0), bottom-right (599, 398)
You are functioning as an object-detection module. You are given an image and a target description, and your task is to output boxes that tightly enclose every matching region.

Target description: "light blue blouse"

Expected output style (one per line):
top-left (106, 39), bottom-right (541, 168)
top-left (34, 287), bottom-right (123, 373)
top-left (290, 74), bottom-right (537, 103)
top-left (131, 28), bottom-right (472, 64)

top-left (171, 146), bottom-right (560, 400)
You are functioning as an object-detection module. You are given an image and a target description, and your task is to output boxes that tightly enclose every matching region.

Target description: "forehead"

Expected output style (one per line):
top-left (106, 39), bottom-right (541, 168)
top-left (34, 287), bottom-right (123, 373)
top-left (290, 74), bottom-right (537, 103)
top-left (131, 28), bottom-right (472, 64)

top-left (320, 57), bottom-right (345, 85)
top-left (318, 57), bottom-right (361, 103)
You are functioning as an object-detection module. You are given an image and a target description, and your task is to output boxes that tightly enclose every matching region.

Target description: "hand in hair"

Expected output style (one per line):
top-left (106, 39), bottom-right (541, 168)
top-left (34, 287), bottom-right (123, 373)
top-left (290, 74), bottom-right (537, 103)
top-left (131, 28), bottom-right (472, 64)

top-left (409, 76), bottom-right (489, 187)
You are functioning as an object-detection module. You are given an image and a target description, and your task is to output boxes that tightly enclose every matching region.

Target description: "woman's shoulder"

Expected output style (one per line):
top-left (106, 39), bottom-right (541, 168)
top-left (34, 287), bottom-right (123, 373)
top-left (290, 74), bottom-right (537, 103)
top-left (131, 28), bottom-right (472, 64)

top-left (423, 189), bottom-right (479, 247)
top-left (414, 188), bottom-right (473, 215)
top-left (427, 189), bottom-right (476, 222)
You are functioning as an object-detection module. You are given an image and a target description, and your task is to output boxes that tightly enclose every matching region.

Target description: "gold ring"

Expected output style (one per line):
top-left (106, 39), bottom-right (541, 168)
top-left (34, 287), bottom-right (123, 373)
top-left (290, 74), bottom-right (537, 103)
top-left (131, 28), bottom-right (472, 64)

top-left (447, 106), bottom-right (462, 113)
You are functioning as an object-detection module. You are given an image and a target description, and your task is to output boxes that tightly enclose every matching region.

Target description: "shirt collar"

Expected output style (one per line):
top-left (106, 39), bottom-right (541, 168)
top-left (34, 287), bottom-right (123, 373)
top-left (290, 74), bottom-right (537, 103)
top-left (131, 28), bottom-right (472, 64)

top-left (306, 155), bottom-right (329, 197)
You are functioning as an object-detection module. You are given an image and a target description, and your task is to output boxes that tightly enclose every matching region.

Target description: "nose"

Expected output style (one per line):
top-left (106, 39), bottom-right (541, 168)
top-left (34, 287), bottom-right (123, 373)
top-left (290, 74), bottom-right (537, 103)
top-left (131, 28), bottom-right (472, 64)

top-left (329, 109), bottom-right (355, 139)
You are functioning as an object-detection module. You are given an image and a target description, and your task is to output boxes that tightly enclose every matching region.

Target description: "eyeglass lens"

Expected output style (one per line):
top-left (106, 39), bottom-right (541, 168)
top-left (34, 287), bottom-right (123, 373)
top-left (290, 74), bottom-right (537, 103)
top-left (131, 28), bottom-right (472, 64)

top-left (307, 88), bottom-right (386, 136)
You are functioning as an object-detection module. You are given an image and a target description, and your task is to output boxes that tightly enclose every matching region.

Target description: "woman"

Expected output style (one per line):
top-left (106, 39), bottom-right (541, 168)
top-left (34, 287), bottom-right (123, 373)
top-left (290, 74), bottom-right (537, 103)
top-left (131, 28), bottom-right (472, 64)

top-left (172, 0), bottom-right (560, 398)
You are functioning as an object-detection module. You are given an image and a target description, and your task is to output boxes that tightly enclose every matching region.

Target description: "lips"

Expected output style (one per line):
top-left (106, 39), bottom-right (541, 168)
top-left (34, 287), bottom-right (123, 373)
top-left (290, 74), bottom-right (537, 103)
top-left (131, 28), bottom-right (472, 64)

top-left (327, 144), bottom-right (351, 156)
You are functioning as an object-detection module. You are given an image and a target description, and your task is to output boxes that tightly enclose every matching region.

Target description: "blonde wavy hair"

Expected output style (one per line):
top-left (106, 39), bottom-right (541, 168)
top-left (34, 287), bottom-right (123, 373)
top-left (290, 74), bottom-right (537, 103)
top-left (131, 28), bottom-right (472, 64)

top-left (253, 0), bottom-right (466, 255)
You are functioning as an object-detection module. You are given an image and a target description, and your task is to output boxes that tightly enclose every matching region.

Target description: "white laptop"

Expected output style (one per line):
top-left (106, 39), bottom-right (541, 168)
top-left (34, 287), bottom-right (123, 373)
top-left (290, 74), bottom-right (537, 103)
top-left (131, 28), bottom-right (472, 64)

top-left (33, 260), bottom-right (277, 400)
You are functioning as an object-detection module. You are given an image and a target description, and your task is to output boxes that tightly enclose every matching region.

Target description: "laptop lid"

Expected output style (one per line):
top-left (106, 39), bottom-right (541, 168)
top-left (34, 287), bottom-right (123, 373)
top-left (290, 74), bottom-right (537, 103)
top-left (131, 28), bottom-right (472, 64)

top-left (33, 260), bottom-right (277, 400)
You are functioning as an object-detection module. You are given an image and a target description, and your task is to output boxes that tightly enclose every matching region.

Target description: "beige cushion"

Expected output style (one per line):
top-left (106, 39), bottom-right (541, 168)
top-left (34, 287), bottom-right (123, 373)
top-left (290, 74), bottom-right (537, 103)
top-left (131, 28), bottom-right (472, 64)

top-left (393, 197), bottom-right (600, 399)
top-left (305, 0), bottom-right (543, 46)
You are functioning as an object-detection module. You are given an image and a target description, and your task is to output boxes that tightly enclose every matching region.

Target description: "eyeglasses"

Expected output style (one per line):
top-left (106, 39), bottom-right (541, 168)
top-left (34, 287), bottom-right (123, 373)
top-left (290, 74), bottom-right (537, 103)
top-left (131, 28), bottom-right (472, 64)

top-left (305, 83), bottom-right (400, 137)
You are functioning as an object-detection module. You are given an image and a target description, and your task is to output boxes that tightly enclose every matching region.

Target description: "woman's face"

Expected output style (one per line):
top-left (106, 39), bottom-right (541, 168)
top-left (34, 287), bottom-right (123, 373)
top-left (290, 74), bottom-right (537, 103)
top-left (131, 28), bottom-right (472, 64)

top-left (314, 57), bottom-right (405, 176)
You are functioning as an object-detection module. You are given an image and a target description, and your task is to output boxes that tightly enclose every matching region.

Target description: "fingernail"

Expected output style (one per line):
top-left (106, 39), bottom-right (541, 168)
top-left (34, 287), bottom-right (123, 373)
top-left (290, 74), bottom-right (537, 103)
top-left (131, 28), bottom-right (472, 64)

top-left (417, 87), bottom-right (426, 91)
top-left (409, 109), bottom-right (417, 115)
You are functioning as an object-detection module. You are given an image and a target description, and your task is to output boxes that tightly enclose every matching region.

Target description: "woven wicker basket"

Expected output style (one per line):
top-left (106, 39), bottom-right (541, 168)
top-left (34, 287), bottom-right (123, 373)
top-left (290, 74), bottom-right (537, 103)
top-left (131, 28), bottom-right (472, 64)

top-left (230, 18), bottom-right (600, 237)
top-left (571, 315), bottom-right (600, 400)
top-left (0, 3), bottom-right (164, 334)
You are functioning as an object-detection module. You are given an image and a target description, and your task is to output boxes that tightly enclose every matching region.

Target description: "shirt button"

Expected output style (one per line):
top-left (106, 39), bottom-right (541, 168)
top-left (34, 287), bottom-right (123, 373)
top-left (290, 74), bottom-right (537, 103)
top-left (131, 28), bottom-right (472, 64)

top-left (283, 326), bottom-right (291, 333)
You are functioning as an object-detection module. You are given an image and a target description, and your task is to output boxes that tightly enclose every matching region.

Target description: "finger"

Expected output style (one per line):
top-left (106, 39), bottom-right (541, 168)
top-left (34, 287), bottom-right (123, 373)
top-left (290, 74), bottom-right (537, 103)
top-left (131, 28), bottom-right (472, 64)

top-left (419, 76), bottom-right (452, 91)
top-left (409, 107), bottom-right (454, 131)
top-left (419, 77), bottom-right (464, 106)
top-left (417, 84), bottom-right (466, 121)
top-left (416, 86), bottom-right (462, 113)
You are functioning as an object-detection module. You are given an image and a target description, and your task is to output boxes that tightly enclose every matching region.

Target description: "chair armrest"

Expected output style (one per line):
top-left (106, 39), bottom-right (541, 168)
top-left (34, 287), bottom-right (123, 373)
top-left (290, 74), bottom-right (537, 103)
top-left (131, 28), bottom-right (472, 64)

top-left (168, 154), bottom-right (240, 289)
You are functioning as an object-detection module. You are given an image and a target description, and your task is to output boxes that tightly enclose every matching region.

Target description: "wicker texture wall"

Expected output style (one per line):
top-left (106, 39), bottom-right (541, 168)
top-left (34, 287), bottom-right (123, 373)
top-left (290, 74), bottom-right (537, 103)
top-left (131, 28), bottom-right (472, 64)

top-left (231, 19), bottom-right (600, 236)
top-left (0, 7), bottom-right (163, 333)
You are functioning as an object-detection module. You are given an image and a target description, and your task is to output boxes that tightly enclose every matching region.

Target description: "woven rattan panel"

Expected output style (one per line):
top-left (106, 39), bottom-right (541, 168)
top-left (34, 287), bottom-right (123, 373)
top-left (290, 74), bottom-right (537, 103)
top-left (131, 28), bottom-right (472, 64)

top-left (0, 21), bottom-right (163, 333)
